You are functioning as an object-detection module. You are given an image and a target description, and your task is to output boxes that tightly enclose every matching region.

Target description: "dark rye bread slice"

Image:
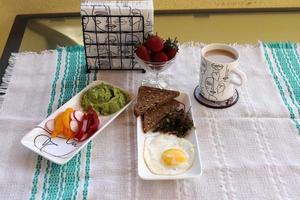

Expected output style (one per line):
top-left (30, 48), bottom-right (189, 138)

top-left (134, 86), bottom-right (180, 117)
top-left (143, 100), bottom-right (180, 132)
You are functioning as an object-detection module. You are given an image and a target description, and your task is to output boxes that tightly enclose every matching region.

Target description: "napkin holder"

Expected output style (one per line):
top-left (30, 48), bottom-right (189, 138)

top-left (81, 0), bottom-right (153, 72)
top-left (81, 15), bottom-right (145, 72)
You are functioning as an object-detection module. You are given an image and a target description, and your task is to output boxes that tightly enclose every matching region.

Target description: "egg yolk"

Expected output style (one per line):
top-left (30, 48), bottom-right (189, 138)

top-left (161, 148), bottom-right (188, 167)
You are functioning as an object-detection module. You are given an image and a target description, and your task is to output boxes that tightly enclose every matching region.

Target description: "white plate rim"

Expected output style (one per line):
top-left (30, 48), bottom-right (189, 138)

top-left (136, 91), bottom-right (202, 180)
top-left (21, 80), bottom-right (135, 165)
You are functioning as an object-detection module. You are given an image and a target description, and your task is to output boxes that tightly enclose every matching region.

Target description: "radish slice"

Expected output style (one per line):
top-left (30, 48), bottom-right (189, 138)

top-left (70, 111), bottom-right (76, 121)
top-left (82, 119), bottom-right (88, 132)
top-left (74, 111), bottom-right (85, 122)
top-left (70, 120), bottom-right (79, 133)
top-left (45, 119), bottom-right (55, 133)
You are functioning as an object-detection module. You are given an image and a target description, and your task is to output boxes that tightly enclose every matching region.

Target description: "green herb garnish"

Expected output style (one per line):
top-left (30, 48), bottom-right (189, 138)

top-left (153, 108), bottom-right (194, 137)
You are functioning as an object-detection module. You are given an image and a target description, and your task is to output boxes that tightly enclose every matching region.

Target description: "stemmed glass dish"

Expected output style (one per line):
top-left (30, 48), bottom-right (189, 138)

top-left (135, 53), bottom-right (177, 89)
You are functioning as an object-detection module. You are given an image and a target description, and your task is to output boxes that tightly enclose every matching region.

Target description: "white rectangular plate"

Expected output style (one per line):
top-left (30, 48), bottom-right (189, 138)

top-left (137, 92), bottom-right (202, 180)
top-left (21, 80), bottom-right (134, 165)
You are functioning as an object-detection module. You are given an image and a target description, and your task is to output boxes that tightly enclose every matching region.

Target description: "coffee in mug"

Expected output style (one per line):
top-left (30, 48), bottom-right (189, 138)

top-left (199, 43), bottom-right (247, 102)
top-left (204, 49), bottom-right (237, 63)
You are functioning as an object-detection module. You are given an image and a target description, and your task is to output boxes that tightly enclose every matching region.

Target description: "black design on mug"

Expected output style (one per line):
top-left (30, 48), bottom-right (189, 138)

top-left (223, 65), bottom-right (230, 81)
top-left (217, 81), bottom-right (226, 95)
top-left (211, 71), bottom-right (220, 81)
top-left (205, 77), bottom-right (217, 100)
top-left (200, 59), bottom-right (207, 87)
top-left (201, 59), bottom-right (207, 75)
top-left (211, 63), bottom-right (224, 71)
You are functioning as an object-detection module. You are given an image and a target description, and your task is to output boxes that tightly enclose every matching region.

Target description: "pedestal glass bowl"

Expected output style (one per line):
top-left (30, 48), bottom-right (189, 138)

top-left (135, 53), bottom-right (177, 88)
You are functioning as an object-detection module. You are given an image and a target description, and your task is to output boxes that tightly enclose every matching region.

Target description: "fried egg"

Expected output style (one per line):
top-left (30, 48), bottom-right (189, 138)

top-left (143, 134), bottom-right (195, 175)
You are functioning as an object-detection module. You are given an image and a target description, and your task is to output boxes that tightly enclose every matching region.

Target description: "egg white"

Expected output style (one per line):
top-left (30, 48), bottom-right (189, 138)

top-left (143, 134), bottom-right (195, 175)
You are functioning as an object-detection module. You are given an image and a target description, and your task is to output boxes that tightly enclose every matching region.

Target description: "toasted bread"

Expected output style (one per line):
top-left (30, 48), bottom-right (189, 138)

top-left (134, 86), bottom-right (180, 117)
top-left (143, 100), bottom-right (180, 132)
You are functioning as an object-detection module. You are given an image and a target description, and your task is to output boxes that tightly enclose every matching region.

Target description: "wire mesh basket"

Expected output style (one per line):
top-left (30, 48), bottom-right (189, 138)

top-left (81, 15), bottom-right (145, 72)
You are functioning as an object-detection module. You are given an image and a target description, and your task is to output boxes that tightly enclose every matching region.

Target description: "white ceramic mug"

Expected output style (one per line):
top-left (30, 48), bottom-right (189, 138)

top-left (199, 44), bottom-right (247, 102)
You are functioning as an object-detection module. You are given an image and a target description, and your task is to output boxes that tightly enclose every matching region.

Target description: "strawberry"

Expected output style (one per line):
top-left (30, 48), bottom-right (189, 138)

top-left (152, 52), bottom-right (168, 62)
top-left (135, 44), bottom-right (150, 61)
top-left (163, 37), bottom-right (178, 60)
top-left (146, 33), bottom-right (164, 53)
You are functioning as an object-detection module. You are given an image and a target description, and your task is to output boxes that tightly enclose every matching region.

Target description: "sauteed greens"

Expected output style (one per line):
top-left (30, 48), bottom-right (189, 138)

top-left (153, 108), bottom-right (194, 137)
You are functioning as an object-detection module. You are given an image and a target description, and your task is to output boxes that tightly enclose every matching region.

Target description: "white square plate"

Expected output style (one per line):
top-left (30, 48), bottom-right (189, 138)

top-left (21, 80), bottom-right (134, 165)
top-left (137, 92), bottom-right (202, 180)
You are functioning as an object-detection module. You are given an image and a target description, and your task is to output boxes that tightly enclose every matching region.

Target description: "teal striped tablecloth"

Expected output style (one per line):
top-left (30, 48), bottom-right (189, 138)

top-left (263, 43), bottom-right (300, 133)
top-left (29, 47), bottom-right (94, 200)
top-left (0, 42), bottom-right (300, 200)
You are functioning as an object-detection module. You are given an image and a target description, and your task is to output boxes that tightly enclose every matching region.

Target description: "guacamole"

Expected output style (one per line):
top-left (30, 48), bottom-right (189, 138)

top-left (81, 83), bottom-right (130, 115)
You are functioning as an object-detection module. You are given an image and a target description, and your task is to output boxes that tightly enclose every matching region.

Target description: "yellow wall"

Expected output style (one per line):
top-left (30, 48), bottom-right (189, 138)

top-left (1, 0), bottom-right (300, 55)
top-left (158, 0), bottom-right (300, 10)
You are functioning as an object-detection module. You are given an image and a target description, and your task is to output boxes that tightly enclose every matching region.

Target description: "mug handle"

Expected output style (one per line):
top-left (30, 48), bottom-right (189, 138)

top-left (230, 68), bottom-right (247, 86)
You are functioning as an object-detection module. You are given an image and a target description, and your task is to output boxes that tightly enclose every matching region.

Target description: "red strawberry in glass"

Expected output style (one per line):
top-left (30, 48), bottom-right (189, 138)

top-left (163, 37), bottom-right (178, 60)
top-left (152, 52), bottom-right (168, 63)
top-left (135, 44), bottom-right (150, 61)
top-left (146, 33), bottom-right (164, 53)
top-left (134, 33), bottom-right (179, 88)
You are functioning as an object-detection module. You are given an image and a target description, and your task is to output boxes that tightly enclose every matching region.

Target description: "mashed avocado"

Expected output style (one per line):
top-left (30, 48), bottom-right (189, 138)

top-left (81, 83), bottom-right (130, 115)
